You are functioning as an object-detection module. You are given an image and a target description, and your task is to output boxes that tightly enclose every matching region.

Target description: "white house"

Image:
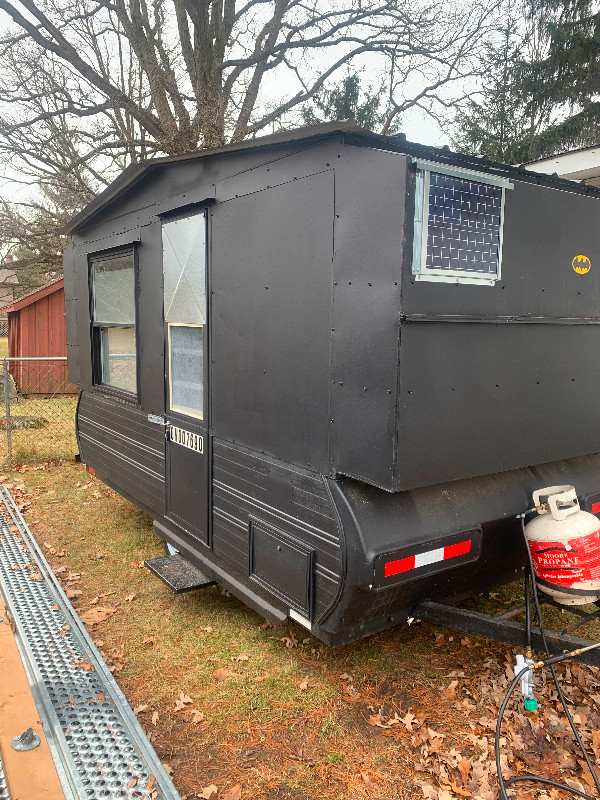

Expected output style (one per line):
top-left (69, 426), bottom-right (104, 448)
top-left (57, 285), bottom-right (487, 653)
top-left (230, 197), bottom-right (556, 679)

top-left (525, 144), bottom-right (600, 186)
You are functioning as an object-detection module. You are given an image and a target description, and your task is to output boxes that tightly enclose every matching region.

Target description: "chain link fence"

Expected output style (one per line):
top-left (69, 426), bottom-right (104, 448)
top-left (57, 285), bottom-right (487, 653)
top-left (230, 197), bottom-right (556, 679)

top-left (0, 357), bottom-right (78, 466)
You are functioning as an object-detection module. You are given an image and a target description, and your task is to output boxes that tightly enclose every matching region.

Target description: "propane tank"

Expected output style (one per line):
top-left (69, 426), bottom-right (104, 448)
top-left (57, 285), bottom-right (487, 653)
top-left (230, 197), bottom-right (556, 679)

top-left (525, 485), bottom-right (600, 605)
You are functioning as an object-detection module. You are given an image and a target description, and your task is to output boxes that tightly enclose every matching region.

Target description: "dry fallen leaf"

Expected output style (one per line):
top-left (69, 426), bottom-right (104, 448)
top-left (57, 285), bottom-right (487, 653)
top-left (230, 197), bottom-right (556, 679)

top-left (79, 607), bottom-right (118, 626)
top-left (361, 771), bottom-right (378, 787)
top-left (124, 593), bottom-right (136, 602)
top-left (369, 710), bottom-right (403, 729)
top-left (199, 785), bottom-right (218, 800)
top-left (73, 659), bottom-right (94, 672)
top-left (222, 784), bottom-right (242, 800)
top-left (457, 757), bottom-right (471, 786)
top-left (232, 654), bottom-right (249, 662)
top-left (402, 711), bottom-right (418, 732)
top-left (127, 777), bottom-right (138, 788)
top-left (213, 668), bottom-right (238, 682)
top-left (133, 704), bottom-right (151, 715)
top-left (174, 692), bottom-right (193, 711)
top-left (190, 710), bottom-right (204, 724)
top-left (143, 637), bottom-right (156, 645)
top-left (151, 711), bottom-right (159, 726)
top-left (66, 588), bottom-right (83, 599)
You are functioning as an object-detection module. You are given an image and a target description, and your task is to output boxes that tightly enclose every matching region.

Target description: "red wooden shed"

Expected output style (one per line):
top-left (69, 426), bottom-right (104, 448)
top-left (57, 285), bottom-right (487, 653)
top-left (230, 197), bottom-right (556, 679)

top-left (1, 278), bottom-right (77, 394)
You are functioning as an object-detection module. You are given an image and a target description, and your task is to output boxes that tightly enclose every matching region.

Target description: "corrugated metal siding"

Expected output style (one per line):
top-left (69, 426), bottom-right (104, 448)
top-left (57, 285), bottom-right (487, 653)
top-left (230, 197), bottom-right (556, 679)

top-left (8, 284), bottom-right (77, 394)
top-left (212, 439), bottom-right (342, 620)
top-left (77, 390), bottom-right (166, 516)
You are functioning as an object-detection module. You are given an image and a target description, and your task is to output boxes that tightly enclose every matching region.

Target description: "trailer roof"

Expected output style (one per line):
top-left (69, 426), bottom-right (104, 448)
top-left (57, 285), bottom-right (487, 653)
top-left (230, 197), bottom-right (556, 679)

top-left (62, 120), bottom-right (600, 235)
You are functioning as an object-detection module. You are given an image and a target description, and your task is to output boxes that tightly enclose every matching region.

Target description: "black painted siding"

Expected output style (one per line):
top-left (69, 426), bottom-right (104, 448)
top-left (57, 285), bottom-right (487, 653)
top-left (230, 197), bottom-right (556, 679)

top-left (77, 390), bottom-right (166, 516)
top-left (212, 439), bottom-right (342, 621)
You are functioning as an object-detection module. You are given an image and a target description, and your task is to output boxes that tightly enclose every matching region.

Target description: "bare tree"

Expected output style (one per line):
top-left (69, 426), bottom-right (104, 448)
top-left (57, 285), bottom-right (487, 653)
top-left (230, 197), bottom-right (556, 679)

top-left (0, 0), bottom-right (498, 267)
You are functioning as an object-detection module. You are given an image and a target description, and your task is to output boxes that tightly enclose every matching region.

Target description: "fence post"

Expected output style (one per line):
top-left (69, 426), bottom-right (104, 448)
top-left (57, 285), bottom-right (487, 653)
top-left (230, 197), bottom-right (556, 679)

top-left (3, 358), bottom-right (11, 459)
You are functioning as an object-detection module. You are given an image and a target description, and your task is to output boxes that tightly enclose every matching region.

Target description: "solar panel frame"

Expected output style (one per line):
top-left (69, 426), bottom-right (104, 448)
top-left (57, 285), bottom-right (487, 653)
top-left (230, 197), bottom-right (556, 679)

top-left (412, 160), bottom-right (512, 286)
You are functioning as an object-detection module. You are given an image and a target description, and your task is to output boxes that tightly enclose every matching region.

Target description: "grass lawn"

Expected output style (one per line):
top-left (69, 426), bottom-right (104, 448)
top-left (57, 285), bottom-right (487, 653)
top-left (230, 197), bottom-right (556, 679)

top-left (8, 462), bottom-right (600, 800)
top-left (0, 394), bottom-right (77, 464)
top-left (0, 336), bottom-right (77, 465)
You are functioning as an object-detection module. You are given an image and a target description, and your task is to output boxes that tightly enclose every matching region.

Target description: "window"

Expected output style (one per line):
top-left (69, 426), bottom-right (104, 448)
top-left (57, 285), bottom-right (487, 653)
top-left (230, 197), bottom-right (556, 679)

top-left (91, 250), bottom-right (137, 395)
top-left (162, 212), bottom-right (206, 420)
top-left (412, 159), bottom-right (513, 286)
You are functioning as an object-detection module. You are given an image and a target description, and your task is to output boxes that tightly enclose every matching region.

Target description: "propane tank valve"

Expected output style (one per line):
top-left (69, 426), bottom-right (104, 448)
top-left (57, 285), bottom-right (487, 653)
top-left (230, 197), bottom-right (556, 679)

top-left (514, 654), bottom-right (538, 711)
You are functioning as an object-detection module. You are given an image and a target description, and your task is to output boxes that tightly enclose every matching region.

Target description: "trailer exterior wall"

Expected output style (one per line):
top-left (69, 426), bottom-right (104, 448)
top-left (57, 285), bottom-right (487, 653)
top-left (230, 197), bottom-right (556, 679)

top-left (66, 137), bottom-right (392, 628)
top-left (395, 167), bottom-right (600, 490)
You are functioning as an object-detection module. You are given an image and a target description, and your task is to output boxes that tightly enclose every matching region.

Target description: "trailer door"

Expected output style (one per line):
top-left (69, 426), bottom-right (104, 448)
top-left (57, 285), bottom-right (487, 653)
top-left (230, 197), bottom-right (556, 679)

top-left (162, 210), bottom-right (209, 545)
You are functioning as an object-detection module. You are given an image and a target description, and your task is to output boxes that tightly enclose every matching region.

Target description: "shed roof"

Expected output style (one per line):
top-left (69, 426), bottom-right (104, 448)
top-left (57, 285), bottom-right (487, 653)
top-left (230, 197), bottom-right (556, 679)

top-left (0, 278), bottom-right (64, 314)
top-left (62, 120), bottom-right (600, 235)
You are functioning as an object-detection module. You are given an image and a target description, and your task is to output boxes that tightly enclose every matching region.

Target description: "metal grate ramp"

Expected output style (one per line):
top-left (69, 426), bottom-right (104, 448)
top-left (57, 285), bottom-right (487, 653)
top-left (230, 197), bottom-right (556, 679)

top-left (0, 486), bottom-right (181, 800)
top-left (0, 757), bottom-right (8, 800)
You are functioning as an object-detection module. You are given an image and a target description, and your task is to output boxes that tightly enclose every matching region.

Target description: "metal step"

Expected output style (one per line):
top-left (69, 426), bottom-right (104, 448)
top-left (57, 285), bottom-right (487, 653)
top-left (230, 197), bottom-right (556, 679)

top-left (144, 554), bottom-right (216, 594)
top-left (0, 486), bottom-right (182, 800)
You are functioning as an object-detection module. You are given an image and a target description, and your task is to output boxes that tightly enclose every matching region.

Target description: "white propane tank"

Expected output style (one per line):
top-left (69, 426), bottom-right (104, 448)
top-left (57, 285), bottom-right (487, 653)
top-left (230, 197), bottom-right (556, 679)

top-left (525, 485), bottom-right (600, 605)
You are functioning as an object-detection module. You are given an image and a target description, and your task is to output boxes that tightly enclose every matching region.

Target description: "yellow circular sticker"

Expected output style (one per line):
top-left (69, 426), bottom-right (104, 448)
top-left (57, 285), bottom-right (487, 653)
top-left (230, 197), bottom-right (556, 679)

top-left (573, 254), bottom-right (591, 274)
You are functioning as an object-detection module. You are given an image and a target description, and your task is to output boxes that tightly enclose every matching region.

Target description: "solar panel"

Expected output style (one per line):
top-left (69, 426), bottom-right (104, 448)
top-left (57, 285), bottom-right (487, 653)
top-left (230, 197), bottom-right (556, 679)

top-left (425, 172), bottom-right (502, 275)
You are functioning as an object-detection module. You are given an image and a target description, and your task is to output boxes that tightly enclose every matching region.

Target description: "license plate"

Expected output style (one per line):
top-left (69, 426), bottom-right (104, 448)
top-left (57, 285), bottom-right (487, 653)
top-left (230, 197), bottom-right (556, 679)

top-left (169, 425), bottom-right (203, 453)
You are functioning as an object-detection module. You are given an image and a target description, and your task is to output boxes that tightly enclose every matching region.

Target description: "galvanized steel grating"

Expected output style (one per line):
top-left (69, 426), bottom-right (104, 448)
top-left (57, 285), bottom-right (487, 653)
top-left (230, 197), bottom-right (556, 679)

top-left (0, 486), bottom-right (181, 800)
top-left (0, 756), bottom-right (9, 800)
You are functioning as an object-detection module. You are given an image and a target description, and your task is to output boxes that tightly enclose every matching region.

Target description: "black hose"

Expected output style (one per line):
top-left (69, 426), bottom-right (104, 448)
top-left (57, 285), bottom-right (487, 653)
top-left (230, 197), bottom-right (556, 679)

top-left (494, 515), bottom-right (600, 800)
top-left (524, 567), bottom-right (532, 652)
top-left (495, 665), bottom-right (597, 800)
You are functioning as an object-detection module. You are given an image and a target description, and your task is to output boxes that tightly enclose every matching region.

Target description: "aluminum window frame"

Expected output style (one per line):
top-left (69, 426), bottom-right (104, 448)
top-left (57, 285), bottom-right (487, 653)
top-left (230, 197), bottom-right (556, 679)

top-left (89, 246), bottom-right (139, 399)
top-left (412, 159), bottom-right (513, 287)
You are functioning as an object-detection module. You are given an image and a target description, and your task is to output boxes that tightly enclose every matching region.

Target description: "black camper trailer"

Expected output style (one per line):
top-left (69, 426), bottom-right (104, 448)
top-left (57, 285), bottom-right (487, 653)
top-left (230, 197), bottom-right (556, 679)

top-left (62, 121), bottom-right (600, 647)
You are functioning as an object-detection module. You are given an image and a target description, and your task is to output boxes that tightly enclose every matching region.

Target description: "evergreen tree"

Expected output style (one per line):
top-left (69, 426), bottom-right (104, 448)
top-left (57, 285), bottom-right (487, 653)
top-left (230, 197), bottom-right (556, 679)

top-left (452, 18), bottom-right (532, 162)
top-left (519, 0), bottom-right (600, 156)
top-left (454, 0), bottom-right (600, 161)
top-left (302, 74), bottom-right (399, 133)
